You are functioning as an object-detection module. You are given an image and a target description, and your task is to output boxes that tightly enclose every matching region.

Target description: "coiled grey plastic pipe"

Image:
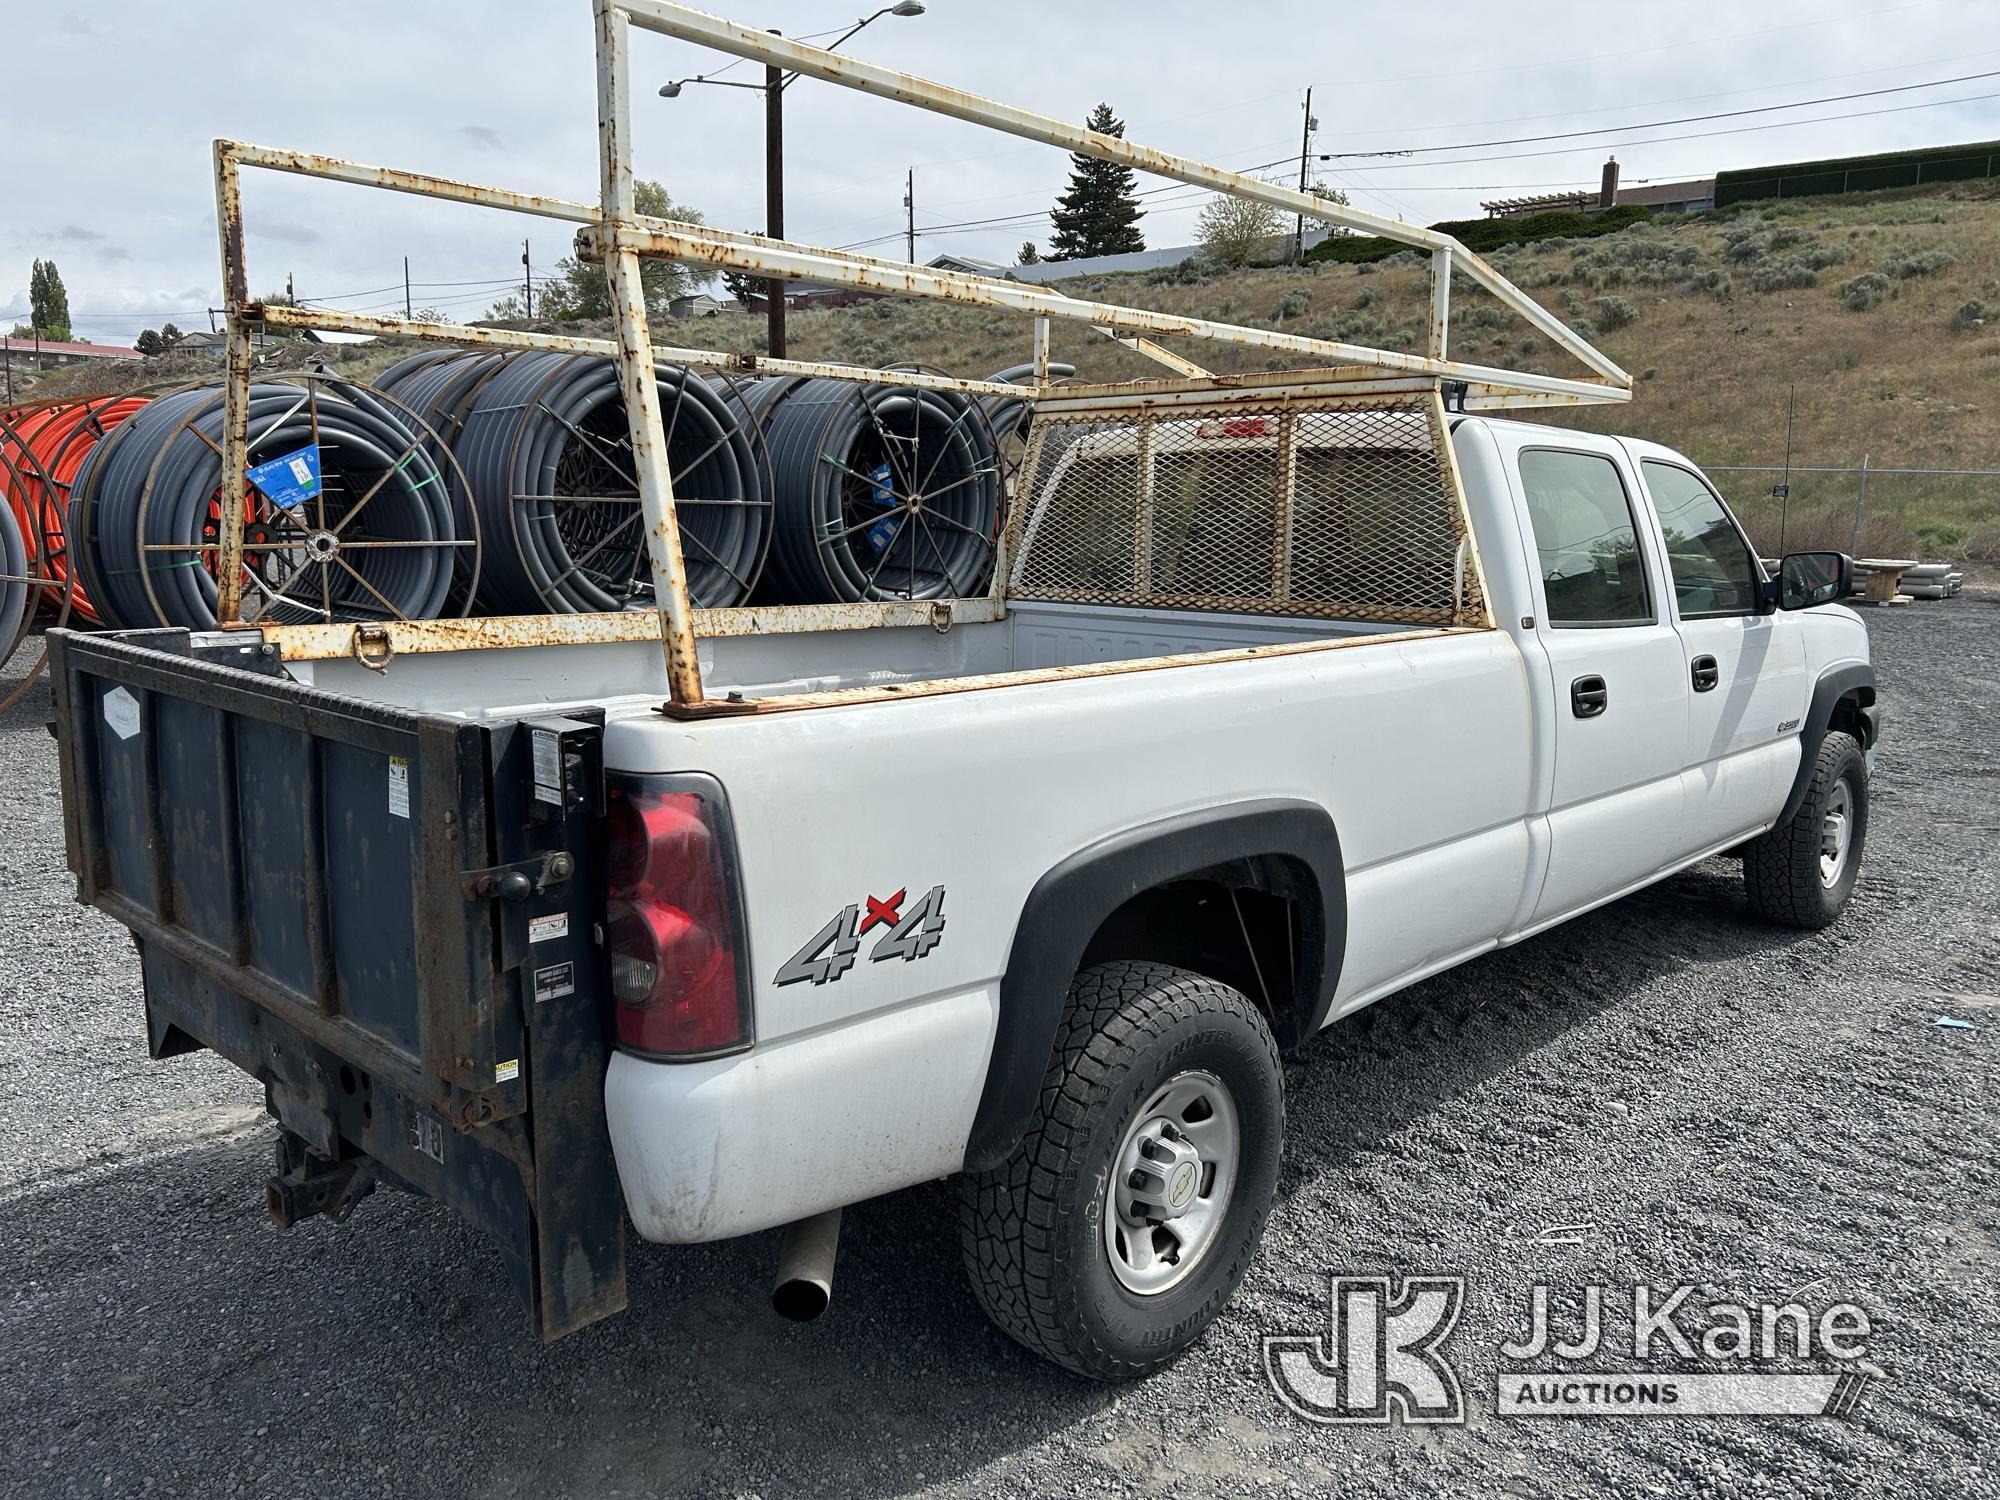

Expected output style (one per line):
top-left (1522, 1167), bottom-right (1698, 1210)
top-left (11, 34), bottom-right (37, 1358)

top-left (69, 380), bottom-right (460, 630)
top-left (438, 351), bottom-right (770, 614)
top-left (753, 375), bottom-right (1002, 603)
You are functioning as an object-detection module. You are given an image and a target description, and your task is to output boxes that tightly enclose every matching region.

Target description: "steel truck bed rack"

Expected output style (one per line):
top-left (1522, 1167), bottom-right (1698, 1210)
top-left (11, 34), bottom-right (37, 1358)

top-left (204, 0), bottom-right (1629, 716)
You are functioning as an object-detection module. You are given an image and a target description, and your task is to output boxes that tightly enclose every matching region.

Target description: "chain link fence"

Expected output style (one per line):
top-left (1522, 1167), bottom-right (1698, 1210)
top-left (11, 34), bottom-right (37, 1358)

top-left (1704, 463), bottom-right (2000, 562)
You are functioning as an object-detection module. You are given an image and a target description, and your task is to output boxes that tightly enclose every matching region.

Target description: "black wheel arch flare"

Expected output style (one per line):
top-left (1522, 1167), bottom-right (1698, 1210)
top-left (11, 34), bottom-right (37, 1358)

top-left (962, 799), bottom-right (1345, 1173)
top-left (1779, 663), bottom-right (1877, 827)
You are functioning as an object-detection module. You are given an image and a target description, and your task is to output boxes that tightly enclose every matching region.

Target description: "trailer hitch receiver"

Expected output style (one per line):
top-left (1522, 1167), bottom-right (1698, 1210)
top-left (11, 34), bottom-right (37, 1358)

top-left (266, 1133), bottom-right (378, 1229)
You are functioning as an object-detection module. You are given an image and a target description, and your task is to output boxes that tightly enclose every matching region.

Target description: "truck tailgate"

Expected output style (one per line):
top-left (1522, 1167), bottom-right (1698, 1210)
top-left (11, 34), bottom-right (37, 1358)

top-left (47, 626), bottom-right (625, 1340)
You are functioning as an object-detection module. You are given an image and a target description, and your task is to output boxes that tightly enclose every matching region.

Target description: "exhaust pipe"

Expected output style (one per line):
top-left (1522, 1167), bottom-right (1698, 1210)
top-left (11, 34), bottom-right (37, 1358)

top-left (771, 1207), bottom-right (843, 1321)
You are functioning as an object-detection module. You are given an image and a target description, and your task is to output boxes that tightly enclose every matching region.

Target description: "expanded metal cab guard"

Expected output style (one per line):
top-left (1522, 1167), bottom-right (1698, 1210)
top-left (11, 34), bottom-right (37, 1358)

top-left (209, 0), bottom-right (1631, 706)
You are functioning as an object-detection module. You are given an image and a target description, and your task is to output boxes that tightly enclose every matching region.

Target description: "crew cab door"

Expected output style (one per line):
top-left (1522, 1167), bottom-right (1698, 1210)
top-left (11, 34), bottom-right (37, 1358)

top-left (1512, 445), bottom-right (1691, 923)
top-left (1631, 455), bottom-right (1809, 852)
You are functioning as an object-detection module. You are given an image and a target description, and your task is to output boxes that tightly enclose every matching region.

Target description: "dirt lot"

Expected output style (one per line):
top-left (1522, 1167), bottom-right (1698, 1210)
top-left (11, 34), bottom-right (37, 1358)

top-left (2, 598), bottom-right (1995, 1500)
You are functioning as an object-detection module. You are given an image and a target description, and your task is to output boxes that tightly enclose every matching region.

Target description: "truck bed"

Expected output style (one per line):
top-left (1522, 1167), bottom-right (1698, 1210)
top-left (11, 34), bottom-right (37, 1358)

top-left (269, 602), bottom-right (1424, 722)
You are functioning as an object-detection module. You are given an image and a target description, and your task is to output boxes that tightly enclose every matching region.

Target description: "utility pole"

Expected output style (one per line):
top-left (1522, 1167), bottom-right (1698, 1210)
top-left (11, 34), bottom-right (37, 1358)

top-left (1293, 87), bottom-right (1315, 265)
top-left (404, 256), bottom-right (413, 321)
top-left (765, 30), bottom-right (786, 357)
top-left (905, 169), bottom-right (915, 263)
top-left (286, 270), bottom-right (295, 304)
top-left (521, 239), bottom-right (533, 319)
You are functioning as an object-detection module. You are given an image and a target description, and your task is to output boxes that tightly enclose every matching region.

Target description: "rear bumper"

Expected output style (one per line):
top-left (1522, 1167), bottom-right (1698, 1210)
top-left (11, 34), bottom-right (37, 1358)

top-left (604, 985), bottom-right (997, 1243)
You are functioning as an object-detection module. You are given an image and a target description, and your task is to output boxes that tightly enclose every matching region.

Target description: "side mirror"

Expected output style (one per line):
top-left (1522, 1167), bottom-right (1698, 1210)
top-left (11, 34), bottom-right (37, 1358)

top-left (1773, 551), bottom-right (1851, 611)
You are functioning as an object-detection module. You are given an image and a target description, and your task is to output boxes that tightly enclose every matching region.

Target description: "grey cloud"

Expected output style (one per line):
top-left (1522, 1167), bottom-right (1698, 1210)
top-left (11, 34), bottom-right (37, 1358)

top-left (259, 221), bottom-right (326, 246)
top-left (53, 225), bottom-right (107, 242)
top-left (458, 125), bottom-right (505, 151)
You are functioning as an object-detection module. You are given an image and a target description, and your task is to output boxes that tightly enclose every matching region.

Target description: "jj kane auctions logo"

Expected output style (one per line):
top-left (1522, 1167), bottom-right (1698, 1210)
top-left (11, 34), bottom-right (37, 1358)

top-left (1266, 1276), bottom-right (1879, 1423)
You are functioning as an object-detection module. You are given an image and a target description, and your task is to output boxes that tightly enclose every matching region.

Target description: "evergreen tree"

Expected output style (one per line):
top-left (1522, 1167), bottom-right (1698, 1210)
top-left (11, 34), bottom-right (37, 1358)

top-left (1017, 241), bottom-right (1041, 265)
top-left (134, 328), bottom-right (163, 357)
top-left (1047, 105), bottom-right (1145, 260)
top-left (158, 321), bottom-right (184, 350)
top-left (28, 259), bottom-right (72, 341)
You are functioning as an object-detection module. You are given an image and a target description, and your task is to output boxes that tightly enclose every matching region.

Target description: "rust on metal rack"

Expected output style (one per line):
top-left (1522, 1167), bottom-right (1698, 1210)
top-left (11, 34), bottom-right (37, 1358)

top-left (658, 625), bottom-right (1472, 720)
top-left (252, 599), bottom-right (1009, 663)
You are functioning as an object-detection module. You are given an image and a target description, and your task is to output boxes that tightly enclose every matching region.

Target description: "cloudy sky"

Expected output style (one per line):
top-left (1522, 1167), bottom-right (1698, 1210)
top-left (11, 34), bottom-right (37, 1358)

top-left (4, 0), bottom-right (1996, 346)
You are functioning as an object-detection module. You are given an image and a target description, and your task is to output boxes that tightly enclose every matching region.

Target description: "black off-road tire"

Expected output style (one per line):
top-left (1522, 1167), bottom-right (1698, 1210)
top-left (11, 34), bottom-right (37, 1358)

top-left (1745, 729), bottom-right (1868, 929)
top-left (957, 961), bottom-right (1284, 1381)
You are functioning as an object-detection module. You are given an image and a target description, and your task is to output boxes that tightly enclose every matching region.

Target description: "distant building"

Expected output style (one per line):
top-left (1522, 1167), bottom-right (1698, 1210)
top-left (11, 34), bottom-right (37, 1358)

top-left (163, 330), bottom-right (296, 359)
top-left (925, 253), bottom-right (1015, 277)
top-left (667, 293), bottom-right (739, 318)
top-left (0, 335), bottom-right (142, 371)
top-left (1012, 228), bottom-right (1335, 285)
top-left (1482, 158), bottom-right (1715, 219)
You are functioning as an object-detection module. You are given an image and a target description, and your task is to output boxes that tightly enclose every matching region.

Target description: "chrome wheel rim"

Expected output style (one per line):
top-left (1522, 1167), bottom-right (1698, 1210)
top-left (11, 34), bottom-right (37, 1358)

top-left (1103, 1069), bottom-right (1241, 1296)
top-left (1820, 780), bottom-right (1853, 888)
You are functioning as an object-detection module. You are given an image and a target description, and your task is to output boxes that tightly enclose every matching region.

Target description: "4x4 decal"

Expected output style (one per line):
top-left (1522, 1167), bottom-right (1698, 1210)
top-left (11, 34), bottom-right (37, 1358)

top-left (775, 885), bottom-right (946, 987)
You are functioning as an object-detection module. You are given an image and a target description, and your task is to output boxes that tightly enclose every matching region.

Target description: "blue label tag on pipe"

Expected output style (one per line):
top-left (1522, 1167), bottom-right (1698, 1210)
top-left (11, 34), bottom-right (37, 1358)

top-left (246, 443), bottom-right (322, 511)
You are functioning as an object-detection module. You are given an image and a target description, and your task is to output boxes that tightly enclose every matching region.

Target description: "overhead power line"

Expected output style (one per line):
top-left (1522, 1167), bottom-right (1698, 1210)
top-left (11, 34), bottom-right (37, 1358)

top-left (1319, 85), bottom-right (2000, 173)
top-left (1322, 67), bottom-right (2000, 159)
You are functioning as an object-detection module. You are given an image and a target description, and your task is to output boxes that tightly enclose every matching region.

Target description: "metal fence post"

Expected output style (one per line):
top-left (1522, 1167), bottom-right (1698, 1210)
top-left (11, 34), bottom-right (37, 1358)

top-left (593, 0), bottom-right (705, 708)
top-left (1849, 453), bottom-right (1869, 555)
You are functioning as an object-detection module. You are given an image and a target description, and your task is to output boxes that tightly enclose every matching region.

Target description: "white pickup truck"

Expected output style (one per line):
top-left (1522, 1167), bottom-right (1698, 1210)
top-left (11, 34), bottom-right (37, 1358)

top-left (51, 392), bottom-right (1876, 1379)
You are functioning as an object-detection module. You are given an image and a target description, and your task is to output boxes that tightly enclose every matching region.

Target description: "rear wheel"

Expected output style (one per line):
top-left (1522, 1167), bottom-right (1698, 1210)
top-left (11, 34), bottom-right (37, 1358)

top-left (957, 961), bottom-right (1283, 1380)
top-left (1745, 730), bottom-right (1867, 929)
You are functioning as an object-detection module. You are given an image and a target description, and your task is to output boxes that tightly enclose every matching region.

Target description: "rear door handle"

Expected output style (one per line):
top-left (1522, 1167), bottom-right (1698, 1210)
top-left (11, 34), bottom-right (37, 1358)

top-left (1691, 655), bottom-right (1720, 693)
top-left (1570, 675), bottom-right (1608, 718)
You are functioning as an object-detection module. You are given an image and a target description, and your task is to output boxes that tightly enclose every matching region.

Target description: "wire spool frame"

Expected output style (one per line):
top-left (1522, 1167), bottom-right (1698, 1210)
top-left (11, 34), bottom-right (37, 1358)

top-left (755, 369), bottom-right (1004, 605)
top-left (0, 410), bottom-right (76, 711)
top-left (70, 373), bottom-right (479, 630)
top-left (1007, 392), bottom-right (1488, 628)
top-left (443, 351), bottom-right (773, 614)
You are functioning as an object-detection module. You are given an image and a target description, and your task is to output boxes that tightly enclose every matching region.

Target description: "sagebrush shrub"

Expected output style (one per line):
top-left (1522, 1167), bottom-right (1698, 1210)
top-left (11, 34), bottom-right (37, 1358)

top-left (1840, 272), bottom-right (1891, 311)
top-left (1881, 247), bottom-right (1955, 279)
top-left (1589, 295), bottom-right (1637, 332)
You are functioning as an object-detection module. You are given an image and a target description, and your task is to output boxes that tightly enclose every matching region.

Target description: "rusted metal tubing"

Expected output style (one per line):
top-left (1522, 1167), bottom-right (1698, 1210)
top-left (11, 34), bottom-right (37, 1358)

top-left (595, 0), bottom-right (703, 707)
top-left (771, 1207), bottom-right (842, 1322)
top-left (221, 140), bottom-right (598, 225)
top-left (255, 304), bottom-right (1031, 399)
top-left (248, 596), bottom-right (1007, 663)
top-left (584, 220), bottom-right (1627, 406)
top-left (612, 0), bottom-right (1631, 388)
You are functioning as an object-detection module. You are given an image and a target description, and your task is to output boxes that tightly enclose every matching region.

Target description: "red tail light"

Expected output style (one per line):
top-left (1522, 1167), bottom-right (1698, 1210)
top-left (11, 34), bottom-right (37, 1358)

top-left (603, 776), bottom-right (751, 1058)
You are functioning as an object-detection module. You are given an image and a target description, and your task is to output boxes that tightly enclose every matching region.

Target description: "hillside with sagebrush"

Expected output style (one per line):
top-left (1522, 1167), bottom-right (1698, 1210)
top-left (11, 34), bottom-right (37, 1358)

top-left (34, 185), bottom-right (2000, 560)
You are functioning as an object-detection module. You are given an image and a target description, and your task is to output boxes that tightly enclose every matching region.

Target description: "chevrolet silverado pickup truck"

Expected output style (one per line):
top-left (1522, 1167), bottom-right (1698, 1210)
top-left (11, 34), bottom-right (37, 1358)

top-left (50, 393), bottom-right (1876, 1380)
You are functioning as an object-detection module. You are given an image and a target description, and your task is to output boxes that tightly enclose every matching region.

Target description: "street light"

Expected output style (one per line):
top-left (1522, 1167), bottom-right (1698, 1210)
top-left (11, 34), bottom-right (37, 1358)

top-left (658, 4), bottom-right (924, 358)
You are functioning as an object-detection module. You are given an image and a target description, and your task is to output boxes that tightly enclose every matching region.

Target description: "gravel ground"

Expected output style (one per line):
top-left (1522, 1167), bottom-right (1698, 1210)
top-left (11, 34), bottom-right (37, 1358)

top-left (3, 599), bottom-right (1996, 1500)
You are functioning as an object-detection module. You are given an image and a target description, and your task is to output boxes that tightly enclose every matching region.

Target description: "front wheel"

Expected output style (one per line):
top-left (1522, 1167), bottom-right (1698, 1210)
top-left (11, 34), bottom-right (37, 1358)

top-left (1744, 729), bottom-right (1868, 928)
top-left (957, 961), bottom-right (1284, 1380)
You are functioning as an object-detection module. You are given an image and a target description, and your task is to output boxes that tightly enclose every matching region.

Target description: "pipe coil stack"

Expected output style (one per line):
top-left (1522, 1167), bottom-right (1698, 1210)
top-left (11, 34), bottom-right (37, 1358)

top-left (750, 373), bottom-right (1003, 603)
top-left (0, 405), bottom-right (77, 682)
top-left (1, 395), bottom-right (150, 624)
top-left (0, 349), bottom-right (1025, 678)
top-left (67, 379), bottom-right (466, 630)
top-left (378, 350), bottom-right (772, 612)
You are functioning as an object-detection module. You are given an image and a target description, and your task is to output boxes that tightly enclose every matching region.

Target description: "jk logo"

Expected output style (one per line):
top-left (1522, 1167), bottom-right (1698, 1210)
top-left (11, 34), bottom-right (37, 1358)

top-left (1264, 1275), bottom-right (1466, 1425)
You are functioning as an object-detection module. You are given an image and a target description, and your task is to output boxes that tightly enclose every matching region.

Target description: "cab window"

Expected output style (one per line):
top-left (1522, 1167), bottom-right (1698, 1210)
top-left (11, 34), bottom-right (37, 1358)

top-left (1642, 461), bottom-right (1761, 617)
top-left (1517, 449), bottom-right (1653, 626)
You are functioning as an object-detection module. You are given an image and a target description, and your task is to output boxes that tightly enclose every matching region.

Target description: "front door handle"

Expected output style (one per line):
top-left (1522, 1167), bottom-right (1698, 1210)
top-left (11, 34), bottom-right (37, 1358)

top-left (1691, 655), bottom-right (1720, 693)
top-left (1571, 674), bottom-right (1608, 718)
